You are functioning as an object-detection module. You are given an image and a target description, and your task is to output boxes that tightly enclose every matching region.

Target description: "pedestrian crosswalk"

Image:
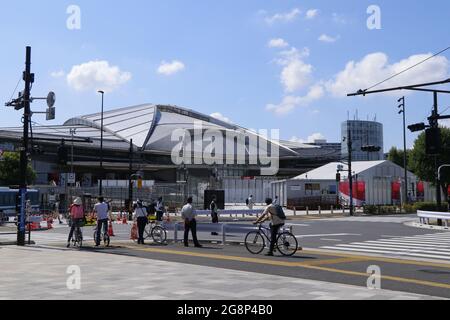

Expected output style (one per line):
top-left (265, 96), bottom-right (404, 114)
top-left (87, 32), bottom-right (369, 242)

top-left (321, 232), bottom-right (450, 261)
top-left (321, 216), bottom-right (417, 224)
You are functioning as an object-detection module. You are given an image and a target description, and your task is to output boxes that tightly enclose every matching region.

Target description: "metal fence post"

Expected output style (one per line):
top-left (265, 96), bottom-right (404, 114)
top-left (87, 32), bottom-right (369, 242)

top-left (331, 206), bottom-right (334, 215)
top-left (319, 206), bottom-right (321, 215)
top-left (293, 207), bottom-right (297, 216)
top-left (174, 222), bottom-right (178, 243)
top-left (221, 224), bottom-right (226, 246)
top-left (306, 207), bottom-right (309, 215)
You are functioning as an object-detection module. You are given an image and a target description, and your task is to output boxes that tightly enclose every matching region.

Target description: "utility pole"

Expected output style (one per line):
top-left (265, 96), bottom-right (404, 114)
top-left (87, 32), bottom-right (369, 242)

top-left (432, 92), bottom-right (442, 214)
top-left (347, 125), bottom-right (354, 216)
top-left (398, 97), bottom-right (408, 208)
top-left (17, 47), bottom-right (33, 246)
top-left (5, 47), bottom-right (56, 246)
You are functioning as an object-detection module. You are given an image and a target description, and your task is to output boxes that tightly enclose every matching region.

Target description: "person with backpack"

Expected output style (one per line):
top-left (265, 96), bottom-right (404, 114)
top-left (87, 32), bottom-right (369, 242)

top-left (253, 198), bottom-right (286, 256)
top-left (210, 196), bottom-right (219, 236)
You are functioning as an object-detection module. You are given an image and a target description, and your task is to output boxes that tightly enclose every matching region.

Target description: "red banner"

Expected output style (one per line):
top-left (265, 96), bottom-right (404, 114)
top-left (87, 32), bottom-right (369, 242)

top-left (339, 181), bottom-right (366, 206)
top-left (391, 182), bottom-right (401, 201)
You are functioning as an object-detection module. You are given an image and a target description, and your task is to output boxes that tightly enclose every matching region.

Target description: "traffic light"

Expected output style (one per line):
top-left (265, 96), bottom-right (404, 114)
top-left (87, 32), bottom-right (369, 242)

top-left (57, 141), bottom-right (68, 165)
top-left (425, 128), bottom-right (441, 155)
top-left (408, 123), bottom-right (426, 132)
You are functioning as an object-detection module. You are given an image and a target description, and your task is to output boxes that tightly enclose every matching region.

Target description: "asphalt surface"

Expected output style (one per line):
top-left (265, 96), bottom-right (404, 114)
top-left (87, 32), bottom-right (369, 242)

top-left (3, 214), bottom-right (450, 299)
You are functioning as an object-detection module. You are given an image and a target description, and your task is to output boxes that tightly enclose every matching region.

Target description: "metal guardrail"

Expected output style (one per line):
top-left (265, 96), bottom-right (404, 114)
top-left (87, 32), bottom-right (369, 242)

top-left (162, 222), bottom-right (294, 245)
top-left (418, 210), bottom-right (450, 228)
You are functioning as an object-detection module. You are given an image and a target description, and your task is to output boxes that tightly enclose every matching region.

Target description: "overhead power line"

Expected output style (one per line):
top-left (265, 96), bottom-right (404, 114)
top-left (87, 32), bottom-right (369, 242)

top-left (366, 46), bottom-right (450, 91)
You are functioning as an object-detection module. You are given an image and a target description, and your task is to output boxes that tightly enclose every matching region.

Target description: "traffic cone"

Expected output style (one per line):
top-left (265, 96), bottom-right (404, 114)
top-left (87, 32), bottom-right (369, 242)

top-left (122, 215), bottom-right (128, 225)
top-left (108, 222), bottom-right (115, 237)
top-left (47, 218), bottom-right (53, 230)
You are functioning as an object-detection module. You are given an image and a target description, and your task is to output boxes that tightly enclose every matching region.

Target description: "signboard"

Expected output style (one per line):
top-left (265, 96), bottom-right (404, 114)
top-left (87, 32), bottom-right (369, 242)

top-left (68, 173), bottom-right (76, 184)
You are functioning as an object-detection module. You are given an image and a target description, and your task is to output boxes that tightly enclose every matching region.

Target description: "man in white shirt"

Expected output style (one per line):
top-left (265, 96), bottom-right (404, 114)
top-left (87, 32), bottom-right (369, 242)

top-left (247, 195), bottom-right (254, 210)
top-left (93, 197), bottom-right (110, 247)
top-left (181, 197), bottom-right (202, 248)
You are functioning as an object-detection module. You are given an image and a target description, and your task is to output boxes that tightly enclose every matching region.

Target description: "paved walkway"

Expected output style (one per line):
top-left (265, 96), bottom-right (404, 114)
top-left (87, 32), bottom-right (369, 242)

top-left (0, 245), bottom-right (443, 300)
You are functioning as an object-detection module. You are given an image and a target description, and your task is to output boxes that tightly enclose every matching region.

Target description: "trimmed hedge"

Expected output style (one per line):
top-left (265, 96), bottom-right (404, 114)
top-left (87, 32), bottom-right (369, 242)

top-left (413, 202), bottom-right (448, 212)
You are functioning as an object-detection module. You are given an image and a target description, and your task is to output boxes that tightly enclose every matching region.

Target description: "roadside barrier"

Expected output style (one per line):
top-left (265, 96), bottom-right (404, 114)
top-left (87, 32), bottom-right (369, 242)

top-left (164, 222), bottom-right (294, 245)
top-left (418, 211), bottom-right (450, 228)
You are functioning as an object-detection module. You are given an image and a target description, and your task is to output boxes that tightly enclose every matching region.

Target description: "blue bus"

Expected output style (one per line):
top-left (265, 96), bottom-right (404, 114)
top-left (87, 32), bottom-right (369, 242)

top-left (0, 188), bottom-right (40, 217)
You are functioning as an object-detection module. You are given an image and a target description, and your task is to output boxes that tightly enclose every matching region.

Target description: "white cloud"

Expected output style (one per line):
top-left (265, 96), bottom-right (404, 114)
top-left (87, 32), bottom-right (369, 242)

top-left (268, 38), bottom-right (289, 48)
top-left (67, 60), bottom-right (131, 93)
top-left (265, 8), bottom-right (301, 24)
top-left (327, 52), bottom-right (450, 97)
top-left (318, 34), bottom-right (339, 43)
top-left (306, 9), bottom-right (319, 19)
top-left (157, 60), bottom-right (185, 76)
top-left (50, 70), bottom-right (65, 78)
top-left (274, 47), bottom-right (312, 93)
top-left (266, 85), bottom-right (324, 115)
top-left (290, 133), bottom-right (326, 144)
top-left (210, 112), bottom-right (232, 124)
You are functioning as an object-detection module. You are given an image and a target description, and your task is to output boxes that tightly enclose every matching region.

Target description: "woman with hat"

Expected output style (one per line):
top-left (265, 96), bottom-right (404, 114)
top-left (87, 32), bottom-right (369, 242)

top-left (67, 197), bottom-right (85, 247)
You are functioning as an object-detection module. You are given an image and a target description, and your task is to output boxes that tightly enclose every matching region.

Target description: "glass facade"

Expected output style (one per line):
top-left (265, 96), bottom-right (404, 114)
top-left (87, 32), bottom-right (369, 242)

top-left (341, 120), bottom-right (384, 161)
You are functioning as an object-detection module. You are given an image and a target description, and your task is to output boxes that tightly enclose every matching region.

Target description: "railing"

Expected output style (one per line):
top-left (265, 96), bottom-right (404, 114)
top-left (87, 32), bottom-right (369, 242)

top-left (162, 222), bottom-right (294, 245)
top-left (418, 210), bottom-right (450, 228)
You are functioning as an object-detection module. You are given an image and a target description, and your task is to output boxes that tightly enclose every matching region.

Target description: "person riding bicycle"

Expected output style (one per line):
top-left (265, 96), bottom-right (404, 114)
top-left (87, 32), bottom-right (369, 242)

top-left (67, 197), bottom-right (85, 248)
top-left (93, 196), bottom-right (110, 247)
top-left (253, 198), bottom-right (285, 256)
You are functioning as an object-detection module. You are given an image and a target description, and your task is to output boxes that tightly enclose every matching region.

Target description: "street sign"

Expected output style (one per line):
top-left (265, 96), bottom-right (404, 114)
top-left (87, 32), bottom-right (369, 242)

top-left (68, 173), bottom-right (76, 184)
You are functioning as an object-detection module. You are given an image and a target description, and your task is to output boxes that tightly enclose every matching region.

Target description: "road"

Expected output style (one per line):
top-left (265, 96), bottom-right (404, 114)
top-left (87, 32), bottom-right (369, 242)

top-left (1, 214), bottom-right (450, 299)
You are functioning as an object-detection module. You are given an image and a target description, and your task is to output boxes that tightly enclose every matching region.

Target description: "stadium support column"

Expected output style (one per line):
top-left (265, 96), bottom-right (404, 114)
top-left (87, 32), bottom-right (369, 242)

top-left (128, 139), bottom-right (133, 220)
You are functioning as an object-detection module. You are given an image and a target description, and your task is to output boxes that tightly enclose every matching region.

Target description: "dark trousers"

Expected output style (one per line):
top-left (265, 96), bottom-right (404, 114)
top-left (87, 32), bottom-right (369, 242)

top-left (156, 211), bottom-right (164, 222)
top-left (269, 224), bottom-right (284, 254)
top-left (211, 212), bottom-right (219, 235)
top-left (137, 217), bottom-right (148, 244)
top-left (68, 218), bottom-right (84, 242)
top-left (96, 219), bottom-right (108, 245)
top-left (184, 219), bottom-right (201, 246)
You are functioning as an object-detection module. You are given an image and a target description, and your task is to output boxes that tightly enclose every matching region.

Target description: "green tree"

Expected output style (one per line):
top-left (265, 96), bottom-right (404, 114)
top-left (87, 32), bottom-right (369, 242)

top-left (409, 127), bottom-right (450, 201)
top-left (0, 152), bottom-right (36, 186)
top-left (387, 147), bottom-right (411, 170)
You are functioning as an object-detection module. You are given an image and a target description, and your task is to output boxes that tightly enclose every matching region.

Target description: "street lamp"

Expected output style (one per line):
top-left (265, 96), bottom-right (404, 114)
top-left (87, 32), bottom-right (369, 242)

top-left (97, 90), bottom-right (105, 196)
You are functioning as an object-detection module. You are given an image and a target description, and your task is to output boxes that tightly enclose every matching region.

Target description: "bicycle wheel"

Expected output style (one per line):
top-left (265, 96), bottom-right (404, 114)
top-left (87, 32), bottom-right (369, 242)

top-left (245, 231), bottom-right (265, 255)
top-left (151, 226), bottom-right (167, 244)
top-left (276, 232), bottom-right (298, 256)
top-left (144, 224), bottom-right (152, 240)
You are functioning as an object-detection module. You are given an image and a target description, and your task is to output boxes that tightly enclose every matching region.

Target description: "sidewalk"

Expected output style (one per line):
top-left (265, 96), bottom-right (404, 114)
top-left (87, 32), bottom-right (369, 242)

top-left (0, 245), bottom-right (443, 300)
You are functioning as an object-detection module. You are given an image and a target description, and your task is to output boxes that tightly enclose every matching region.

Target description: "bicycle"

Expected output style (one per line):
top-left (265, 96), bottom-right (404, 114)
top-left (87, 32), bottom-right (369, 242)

top-left (143, 219), bottom-right (167, 244)
top-left (93, 222), bottom-right (110, 247)
top-left (71, 220), bottom-right (84, 249)
top-left (245, 223), bottom-right (299, 256)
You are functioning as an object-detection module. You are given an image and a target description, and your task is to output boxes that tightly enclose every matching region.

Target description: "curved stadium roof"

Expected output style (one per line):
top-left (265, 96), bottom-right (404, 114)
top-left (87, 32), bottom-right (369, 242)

top-left (63, 104), bottom-right (300, 157)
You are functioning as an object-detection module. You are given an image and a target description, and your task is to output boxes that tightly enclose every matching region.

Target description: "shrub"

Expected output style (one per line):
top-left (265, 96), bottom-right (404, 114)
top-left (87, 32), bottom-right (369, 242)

top-left (403, 204), bottom-right (416, 213)
top-left (414, 202), bottom-right (448, 212)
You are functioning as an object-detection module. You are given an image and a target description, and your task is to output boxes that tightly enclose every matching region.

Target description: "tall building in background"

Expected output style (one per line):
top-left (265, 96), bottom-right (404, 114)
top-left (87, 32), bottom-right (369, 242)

top-left (341, 120), bottom-right (384, 161)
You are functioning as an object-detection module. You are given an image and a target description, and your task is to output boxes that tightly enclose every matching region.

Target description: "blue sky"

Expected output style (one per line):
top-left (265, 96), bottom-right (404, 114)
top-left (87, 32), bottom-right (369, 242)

top-left (1, 0), bottom-right (449, 151)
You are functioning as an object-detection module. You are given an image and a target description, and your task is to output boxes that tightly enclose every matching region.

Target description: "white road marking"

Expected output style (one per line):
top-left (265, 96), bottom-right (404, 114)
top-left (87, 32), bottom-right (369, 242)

top-left (296, 233), bottom-right (361, 239)
top-left (321, 232), bottom-right (450, 261)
